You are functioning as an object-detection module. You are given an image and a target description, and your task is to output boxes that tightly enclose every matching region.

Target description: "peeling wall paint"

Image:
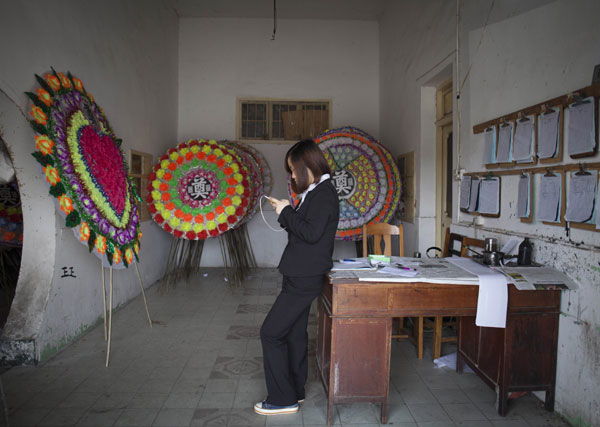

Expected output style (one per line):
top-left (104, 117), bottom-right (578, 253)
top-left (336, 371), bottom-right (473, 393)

top-left (0, 1), bottom-right (178, 362)
top-left (452, 1), bottom-right (600, 424)
top-left (380, 0), bottom-right (600, 424)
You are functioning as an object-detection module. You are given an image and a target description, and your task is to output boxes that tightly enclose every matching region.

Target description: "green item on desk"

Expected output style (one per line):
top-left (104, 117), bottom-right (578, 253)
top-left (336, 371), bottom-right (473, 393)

top-left (368, 254), bottom-right (390, 264)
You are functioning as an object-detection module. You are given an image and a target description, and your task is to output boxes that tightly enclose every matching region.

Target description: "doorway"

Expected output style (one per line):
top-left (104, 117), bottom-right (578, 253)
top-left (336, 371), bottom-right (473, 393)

top-left (435, 79), bottom-right (453, 247)
top-left (0, 138), bottom-right (22, 328)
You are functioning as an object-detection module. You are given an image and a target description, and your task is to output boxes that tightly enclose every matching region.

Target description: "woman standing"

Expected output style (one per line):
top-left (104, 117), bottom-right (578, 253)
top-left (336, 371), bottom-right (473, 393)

top-left (254, 139), bottom-right (339, 415)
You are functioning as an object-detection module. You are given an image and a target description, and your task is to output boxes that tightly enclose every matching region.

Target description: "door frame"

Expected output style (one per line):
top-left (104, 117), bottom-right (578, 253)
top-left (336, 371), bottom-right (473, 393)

top-left (435, 78), bottom-right (453, 248)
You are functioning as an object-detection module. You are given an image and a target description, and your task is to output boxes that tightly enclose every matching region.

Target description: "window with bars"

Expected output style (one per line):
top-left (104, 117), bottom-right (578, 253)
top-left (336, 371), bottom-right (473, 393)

top-left (238, 99), bottom-right (330, 141)
top-left (129, 150), bottom-right (153, 222)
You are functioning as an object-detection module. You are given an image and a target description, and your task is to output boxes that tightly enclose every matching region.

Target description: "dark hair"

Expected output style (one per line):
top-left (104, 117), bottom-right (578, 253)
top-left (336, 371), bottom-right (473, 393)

top-left (285, 139), bottom-right (331, 194)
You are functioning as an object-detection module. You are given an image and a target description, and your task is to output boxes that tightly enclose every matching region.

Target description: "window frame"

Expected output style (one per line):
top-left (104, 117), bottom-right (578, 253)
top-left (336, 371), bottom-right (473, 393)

top-left (129, 149), bottom-right (153, 222)
top-left (236, 97), bottom-right (332, 143)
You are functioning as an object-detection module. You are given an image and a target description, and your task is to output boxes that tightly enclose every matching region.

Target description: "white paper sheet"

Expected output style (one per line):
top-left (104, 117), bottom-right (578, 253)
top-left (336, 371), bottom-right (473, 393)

top-left (565, 170), bottom-right (597, 223)
top-left (517, 173), bottom-right (530, 218)
top-left (515, 267), bottom-right (579, 290)
top-left (538, 109), bottom-right (560, 159)
top-left (348, 257), bottom-right (480, 284)
top-left (469, 178), bottom-right (480, 212)
top-left (460, 175), bottom-right (472, 209)
top-left (446, 257), bottom-right (508, 328)
top-left (483, 127), bottom-right (496, 164)
top-left (494, 267), bottom-right (536, 290)
top-left (537, 174), bottom-right (561, 222)
top-left (331, 261), bottom-right (376, 271)
top-left (513, 117), bottom-right (534, 161)
top-left (478, 178), bottom-right (500, 215)
top-left (496, 123), bottom-right (513, 163)
top-left (567, 98), bottom-right (595, 156)
top-left (378, 266), bottom-right (419, 277)
top-left (500, 237), bottom-right (523, 256)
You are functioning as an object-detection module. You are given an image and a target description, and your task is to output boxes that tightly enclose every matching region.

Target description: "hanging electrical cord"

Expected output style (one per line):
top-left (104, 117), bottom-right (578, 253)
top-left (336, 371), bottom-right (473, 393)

top-left (455, 0), bottom-right (494, 225)
top-left (271, 0), bottom-right (277, 40)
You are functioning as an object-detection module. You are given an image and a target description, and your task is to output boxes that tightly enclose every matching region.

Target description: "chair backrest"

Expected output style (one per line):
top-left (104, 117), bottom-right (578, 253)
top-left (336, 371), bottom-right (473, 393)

top-left (442, 228), bottom-right (465, 257)
top-left (460, 236), bottom-right (485, 257)
top-left (362, 223), bottom-right (404, 257)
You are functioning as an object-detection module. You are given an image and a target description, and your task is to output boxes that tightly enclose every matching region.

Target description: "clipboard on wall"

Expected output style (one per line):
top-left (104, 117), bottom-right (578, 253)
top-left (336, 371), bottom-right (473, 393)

top-left (496, 121), bottom-right (515, 168)
top-left (567, 95), bottom-right (598, 159)
top-left (539, 105), bottom-right (564, 164)
top-left (568, 167), bottom-right (600, 232)
top-left (513, 114), bottom-right (537, 166)
top-left (539, 169), bottom-right (566, 227)
top-left (477, 174), bottom-right (501, 218)
top-left (518, 171), bottom-right (533, 224)
top-left (484, 126), bottom-right (499, 169)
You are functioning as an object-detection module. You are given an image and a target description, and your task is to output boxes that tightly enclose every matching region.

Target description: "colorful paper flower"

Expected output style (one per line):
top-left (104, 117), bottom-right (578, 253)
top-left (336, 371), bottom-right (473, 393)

top-left (28, 69), bottom-right (141, 268)
top-left (30, 105), bottom-right (47, 125)
top-left (35, 135), bottom-right (54, 155)
top-left (36, 88), bottom-right (53, 107)
top-left (44, 73), bottom-right (60, 91)
top-left (79, 222), bottom-right (90, 242)
top-left (43, 165), bottom-right (60, 186)
top-left (58, 194), bottom-right (74, 215)
top-left (58, 72), bottom-right (71, 89)
top-left (95, 235), bottom-right (107, 254)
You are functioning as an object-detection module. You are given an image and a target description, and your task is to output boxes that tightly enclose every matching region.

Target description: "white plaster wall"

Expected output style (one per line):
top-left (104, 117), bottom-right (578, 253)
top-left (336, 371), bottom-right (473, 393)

top-left (457, 1), bottom-right (600, 424)
top-left (379, 0), bottom-right (556, 257)
top-left (178, 17), bottom-right (379, 266)
top-left (0, 0), bottom-right (178, 360)
top-left (379, 0), bottom-right (457, 257)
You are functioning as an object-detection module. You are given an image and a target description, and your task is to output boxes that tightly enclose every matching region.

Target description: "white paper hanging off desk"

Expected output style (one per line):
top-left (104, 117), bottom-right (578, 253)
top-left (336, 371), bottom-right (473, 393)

top-left (446, 257), bottom-right (508, 328)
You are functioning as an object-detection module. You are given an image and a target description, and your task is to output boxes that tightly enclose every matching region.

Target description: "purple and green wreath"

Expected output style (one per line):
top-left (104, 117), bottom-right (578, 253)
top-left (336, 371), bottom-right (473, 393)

top-left (27, 69), bottom-right (141, 268)
top-left (288, 127), bottom-right (401, 241)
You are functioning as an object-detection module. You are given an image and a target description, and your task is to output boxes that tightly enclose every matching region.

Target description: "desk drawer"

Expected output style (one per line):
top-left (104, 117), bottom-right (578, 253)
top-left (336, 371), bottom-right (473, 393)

top-left (389, 284), bottom-right (478, 315)
top-left (333, 285), bottom-right (389, 315)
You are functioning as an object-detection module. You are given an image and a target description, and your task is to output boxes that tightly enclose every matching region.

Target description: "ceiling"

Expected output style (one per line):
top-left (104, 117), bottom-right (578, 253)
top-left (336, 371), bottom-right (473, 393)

top-left (172, 0), bottom-right (387, 21)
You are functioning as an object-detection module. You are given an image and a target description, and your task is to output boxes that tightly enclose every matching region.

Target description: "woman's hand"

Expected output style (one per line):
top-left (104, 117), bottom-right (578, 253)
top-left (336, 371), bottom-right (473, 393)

top-left (268, 197), bottom-right (290, 215)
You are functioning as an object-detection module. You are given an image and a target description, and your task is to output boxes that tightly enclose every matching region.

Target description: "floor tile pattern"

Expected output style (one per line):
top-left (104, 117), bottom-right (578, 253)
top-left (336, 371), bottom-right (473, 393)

top-left (1, 268), bottom-right (571, 426)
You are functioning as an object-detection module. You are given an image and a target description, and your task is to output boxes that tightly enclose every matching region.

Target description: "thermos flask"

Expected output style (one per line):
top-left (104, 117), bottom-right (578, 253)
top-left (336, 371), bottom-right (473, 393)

top-left (517, 238), bottom-right (532, 265)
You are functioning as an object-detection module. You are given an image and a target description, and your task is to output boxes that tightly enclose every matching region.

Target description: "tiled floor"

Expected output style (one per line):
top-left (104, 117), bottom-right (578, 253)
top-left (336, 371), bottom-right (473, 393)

top-left (2, 268), bottom-right (570, 426)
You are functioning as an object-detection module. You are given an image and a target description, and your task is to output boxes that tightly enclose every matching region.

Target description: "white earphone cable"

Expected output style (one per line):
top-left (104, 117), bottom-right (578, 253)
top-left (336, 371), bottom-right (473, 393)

top-left (260, 195), bottom-right (286, 232)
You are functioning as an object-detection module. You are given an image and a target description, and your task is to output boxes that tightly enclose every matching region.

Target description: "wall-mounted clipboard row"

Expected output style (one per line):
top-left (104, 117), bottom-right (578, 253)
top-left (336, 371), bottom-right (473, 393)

top-left (474, 83), bottom-right (599, 167)
top-left (461, 162), bottom-right (600, 232)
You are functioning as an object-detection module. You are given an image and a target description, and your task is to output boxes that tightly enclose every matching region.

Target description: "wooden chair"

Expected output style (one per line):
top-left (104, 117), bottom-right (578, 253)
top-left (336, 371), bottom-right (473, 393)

top-left (362, 223), bottom-right (424, 359)
top-left (461, 236), bottom-right (486, 257)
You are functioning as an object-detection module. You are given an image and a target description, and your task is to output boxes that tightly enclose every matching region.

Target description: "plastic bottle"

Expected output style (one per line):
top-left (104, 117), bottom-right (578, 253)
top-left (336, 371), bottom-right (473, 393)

top-left (517, 238), bottom-right (532, 265)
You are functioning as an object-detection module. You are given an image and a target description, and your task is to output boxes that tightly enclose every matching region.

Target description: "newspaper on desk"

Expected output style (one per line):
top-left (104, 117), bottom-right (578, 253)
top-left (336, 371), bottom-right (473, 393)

top-left (331, 257), bottom-right (479, 284)
top-left (493, 266), bottom-right (579, 291)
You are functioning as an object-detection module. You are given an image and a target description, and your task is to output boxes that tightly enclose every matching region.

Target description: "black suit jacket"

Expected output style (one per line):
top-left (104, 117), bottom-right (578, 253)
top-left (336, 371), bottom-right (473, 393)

top-left (277, 179), bottom-right (340, 277)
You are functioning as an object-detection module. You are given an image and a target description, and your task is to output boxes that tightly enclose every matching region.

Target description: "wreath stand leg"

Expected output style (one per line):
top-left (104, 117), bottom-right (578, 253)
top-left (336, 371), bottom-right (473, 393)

top-left (105, 267), bottom-right (113, 367)
top-left (101, 262), bottom-right (107, 341)
top-left (134, 262), bottom-right (153, 327)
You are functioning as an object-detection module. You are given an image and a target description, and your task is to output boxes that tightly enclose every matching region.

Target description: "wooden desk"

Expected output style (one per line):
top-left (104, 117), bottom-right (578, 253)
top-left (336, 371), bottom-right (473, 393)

top-left (316, 275), bottom-right (560, 425)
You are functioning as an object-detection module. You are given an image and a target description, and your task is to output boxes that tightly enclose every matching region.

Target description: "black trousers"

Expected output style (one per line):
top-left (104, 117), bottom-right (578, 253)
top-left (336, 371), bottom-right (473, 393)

top-left (260, 274), bottom-right (324, 406)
